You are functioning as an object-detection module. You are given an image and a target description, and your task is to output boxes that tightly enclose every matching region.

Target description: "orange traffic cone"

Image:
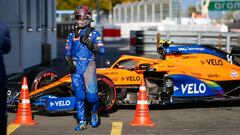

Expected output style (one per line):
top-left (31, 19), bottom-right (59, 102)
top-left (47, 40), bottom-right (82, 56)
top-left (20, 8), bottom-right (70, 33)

top-left (130, 79), bottom-right (154, 126)
top-left (12, 77), bottom-right (37, 125)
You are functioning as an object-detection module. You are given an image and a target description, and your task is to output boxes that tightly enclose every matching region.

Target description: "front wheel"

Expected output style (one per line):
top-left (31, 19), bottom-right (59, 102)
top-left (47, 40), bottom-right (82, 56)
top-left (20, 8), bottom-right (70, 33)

top-left (97, 74), bottom-right (117, 112)
top-left (28, 67), bottom-right (60, 92)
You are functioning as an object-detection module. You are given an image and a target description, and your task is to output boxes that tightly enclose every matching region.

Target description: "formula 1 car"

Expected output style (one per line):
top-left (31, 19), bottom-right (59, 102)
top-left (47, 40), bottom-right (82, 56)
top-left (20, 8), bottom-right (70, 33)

top-left (7, 41), bottom-right (240, 112)
top-left (98, 43), bottom-right (240, 105)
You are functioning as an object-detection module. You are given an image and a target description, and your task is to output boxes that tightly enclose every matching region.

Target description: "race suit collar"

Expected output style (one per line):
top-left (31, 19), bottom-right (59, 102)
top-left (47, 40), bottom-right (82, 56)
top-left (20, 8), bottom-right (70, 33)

top-left (80, 25), bottom-right (90, 31)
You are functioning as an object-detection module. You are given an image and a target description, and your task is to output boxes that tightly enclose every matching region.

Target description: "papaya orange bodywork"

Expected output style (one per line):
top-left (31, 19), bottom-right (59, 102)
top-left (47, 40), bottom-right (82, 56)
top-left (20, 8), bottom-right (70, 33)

top-left (30, 52), bottom-right (240, 98)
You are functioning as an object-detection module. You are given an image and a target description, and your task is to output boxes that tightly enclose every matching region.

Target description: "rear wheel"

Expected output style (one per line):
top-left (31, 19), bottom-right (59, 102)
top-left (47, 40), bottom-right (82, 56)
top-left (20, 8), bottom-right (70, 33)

top-left (97, 74), bottom-right (117, 112)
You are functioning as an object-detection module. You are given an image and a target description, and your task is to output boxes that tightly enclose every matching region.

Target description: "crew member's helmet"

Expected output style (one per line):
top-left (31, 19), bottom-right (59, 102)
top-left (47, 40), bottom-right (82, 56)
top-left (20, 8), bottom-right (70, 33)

top-left (74, 5), bottom-right (92, 28)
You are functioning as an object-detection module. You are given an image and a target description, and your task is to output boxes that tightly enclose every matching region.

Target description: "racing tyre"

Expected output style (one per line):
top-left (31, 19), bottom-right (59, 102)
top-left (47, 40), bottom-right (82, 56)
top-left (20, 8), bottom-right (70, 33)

top-left (97, 74), bottom-right (117, 113)
top-left (27, 67), bottom-right (60, 92)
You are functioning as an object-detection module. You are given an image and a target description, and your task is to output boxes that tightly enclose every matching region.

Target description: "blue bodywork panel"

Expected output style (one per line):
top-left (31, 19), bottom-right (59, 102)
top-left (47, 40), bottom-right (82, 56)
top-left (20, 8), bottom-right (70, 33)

top-left (171, 74), bottom-right (224, 97)
top-left (164, 45), bottom-right (230, 62)
top-left (47, 97), bottom-right (76, 111)
top-left (32, 95), bottom-right (58, 107)
top-left (33, 95), bottom-right (76, 111)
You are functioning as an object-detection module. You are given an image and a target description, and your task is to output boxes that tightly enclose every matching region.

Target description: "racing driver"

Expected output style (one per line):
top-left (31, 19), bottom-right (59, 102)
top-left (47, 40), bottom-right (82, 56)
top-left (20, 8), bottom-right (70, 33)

top-left (64, 5), bottom-right (104, 131)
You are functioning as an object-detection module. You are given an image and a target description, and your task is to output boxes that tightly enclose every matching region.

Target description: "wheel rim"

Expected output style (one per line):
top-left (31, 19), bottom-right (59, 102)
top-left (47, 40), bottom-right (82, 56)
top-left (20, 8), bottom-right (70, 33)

top-left (98, 81), bottom-right (112, 106)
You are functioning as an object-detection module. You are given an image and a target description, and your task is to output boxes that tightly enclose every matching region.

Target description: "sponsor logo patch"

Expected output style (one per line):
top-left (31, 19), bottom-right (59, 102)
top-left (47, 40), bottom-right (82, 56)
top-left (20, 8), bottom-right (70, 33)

top-left (206, 59), bottom-right (223, 66)
top-left (200, 60), bottom-right (205, 65)
top-left (125, 76), bottom-right (140, 81)
top-left (73, 37), bottom-right (80, 41)
top-left (230, 70), bottom-right (239, 79)
top-left (181, 83), bottom-right (206, 94)
top-left (50, 100), bottom-right (71, 107)
top-left (207, 74), bottom-right (220, 78)
top-left (97, 43), bottom-right (103, 46)
top-left (65, 45), bottom-right (69, 49)
top-left (182, 56), bottom-right (198, 59)
top-left (177, 47), bottom-right (205, 51)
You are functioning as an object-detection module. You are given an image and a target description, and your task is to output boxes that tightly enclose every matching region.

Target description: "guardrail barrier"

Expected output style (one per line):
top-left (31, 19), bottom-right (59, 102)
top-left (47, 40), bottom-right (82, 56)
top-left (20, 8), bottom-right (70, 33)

top-left (130, 30), bottom-right (240, 54)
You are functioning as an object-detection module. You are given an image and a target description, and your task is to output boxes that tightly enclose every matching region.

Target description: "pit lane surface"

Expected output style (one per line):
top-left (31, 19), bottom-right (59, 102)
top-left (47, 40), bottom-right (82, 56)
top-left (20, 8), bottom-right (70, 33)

top-left (7, 39), bottom-right (240, 135)
top-left (7, 102), bottom-right (240, 135)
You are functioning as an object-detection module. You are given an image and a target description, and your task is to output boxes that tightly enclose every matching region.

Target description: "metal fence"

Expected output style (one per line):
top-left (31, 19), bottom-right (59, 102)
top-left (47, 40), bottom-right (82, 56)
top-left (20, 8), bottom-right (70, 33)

top-left (131, 30), bottom-right (240, 53)
top-left (113, 0), bottom-right (181, 23)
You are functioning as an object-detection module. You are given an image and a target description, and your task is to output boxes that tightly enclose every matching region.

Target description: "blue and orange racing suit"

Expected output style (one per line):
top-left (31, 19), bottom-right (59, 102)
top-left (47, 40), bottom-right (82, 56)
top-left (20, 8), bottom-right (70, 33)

top-left (65, 26), bottom-right (104, 122)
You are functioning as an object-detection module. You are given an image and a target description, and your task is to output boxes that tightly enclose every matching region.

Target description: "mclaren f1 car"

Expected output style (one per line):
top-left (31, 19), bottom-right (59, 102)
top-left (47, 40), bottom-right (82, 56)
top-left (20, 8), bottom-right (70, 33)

top-left (6, 41), bottom-right (240, 112)
top-left (98, 42), bottom-right (240, 105)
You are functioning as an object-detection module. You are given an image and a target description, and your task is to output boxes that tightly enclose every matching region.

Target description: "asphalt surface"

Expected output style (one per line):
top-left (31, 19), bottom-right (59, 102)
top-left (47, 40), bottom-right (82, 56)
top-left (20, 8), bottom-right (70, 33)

top-left (7, 39), bottom-right (240, 135)
top-left (8, 102), bottom-right (240, 135)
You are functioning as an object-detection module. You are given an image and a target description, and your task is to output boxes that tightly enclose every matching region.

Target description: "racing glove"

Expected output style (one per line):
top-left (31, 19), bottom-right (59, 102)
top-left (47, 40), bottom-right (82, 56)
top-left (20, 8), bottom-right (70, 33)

top-left (65, 56), bottom-right (76, 74)
top-left (80, 36), bottom-right (95, 50)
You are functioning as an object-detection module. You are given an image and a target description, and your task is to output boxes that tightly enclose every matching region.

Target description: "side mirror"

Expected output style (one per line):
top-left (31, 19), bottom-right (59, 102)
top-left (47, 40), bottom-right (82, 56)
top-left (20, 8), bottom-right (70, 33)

top-left (105, 59), bottom-right (111, 67)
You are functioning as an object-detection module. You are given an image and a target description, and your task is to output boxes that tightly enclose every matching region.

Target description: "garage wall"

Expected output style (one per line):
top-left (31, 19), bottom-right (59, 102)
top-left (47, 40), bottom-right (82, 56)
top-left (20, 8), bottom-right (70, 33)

top-left (0, 0), bottom-right (23, 73)
top-left (0, 0), bottom-right (57, 75)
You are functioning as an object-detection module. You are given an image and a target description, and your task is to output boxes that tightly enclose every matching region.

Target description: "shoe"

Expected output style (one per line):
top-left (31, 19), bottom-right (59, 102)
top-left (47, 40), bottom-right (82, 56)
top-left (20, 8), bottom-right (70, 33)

top-left (74, 121), bottom-right (87, 131)
top-left (91, 113), bottom-right (99, 127)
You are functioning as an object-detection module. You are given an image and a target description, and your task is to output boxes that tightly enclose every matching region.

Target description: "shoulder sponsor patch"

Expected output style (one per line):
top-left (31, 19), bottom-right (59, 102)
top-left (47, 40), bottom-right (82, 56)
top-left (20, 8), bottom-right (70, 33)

top-left (73, 37), bottom-right (80, 41)
top-left (65, 45), bottom-right (69, 49)
top-left (97, 42), bottom-right (103, 46)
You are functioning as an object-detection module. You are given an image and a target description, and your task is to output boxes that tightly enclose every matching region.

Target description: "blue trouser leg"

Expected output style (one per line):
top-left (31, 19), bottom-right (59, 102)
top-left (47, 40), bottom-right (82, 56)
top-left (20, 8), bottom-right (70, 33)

top-left (83, 61), bottom-right (99, 127)
top-left (84, 61), bottom-right (99, 114)
top-left (86, 93), bottom-right (99, 125)
top-left (72, 74), bottom-right (86, 122)
top-left (86, 93), bottom-right (98, 113)
top-left (72, 73), bottom-right (87, 131)
top-left (75, 101), bottom-right (85, 121)
top-left (87, 93), bottom-right (99, 127)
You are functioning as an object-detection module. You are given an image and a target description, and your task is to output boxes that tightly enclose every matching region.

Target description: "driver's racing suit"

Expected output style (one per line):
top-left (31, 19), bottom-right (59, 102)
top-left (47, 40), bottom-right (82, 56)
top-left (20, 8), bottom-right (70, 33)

top-left (65, 26), bottom-right (104, 127)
